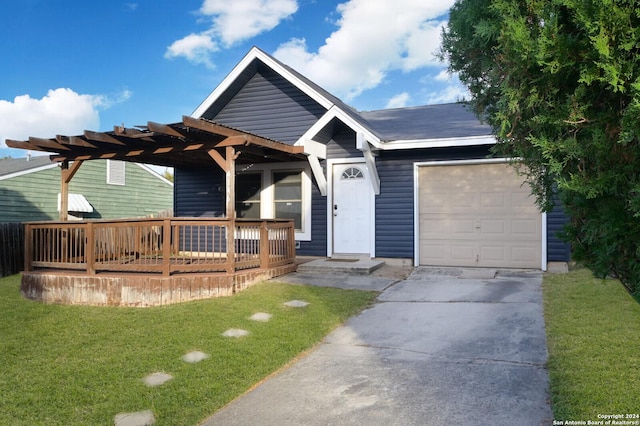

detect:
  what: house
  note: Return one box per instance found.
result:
[0,156,173,222]
[3,46,571,308]
[176,47,570,270]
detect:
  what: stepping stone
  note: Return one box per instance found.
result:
[114,410,155,426]
[182,351,210,363]
[222,328,250,338]
[284,300,309,308]
[142,372,173,387]
[249,312,272,322]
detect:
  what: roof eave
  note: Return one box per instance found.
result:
[379,135,496,150]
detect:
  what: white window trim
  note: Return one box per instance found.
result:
[236,161,312,241]
[412,158,547,271]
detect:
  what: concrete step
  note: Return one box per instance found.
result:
[297,257,385,275]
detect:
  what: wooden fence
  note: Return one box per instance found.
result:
[0,223,24,277]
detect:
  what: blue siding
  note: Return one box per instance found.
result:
[547,191,571,261]
[207,64,326,145]
[326,122,360,159]
[375,146,494,259]
[174,167,225,217]
[298,170,327,256]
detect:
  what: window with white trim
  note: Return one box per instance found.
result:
[234,162,312,240]
[107,160,125,185]
[273,170,303,230]
[236,172,262,219]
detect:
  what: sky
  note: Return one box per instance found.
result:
[0,0,468,159]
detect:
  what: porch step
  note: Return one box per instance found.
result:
[296,257,385,275]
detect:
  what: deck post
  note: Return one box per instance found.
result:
[162,219,171,276]
[226,146,236,274]
[86,221,95,274]
[260,221,269,269]
[23,223,32,272]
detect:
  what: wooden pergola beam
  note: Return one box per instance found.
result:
[114,126,155,141]
[84,130,125,145]
[56,135,97,149]
[29,137,70,151]
[147,121,187,139]
[5,139,50,152]
[182,116,304,155]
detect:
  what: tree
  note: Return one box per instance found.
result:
[439,0,640,293]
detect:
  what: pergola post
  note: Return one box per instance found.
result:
[60,161,69,221]
[225,146,236,274]
[59,160,84,221]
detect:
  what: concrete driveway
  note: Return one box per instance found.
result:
[201,267,552,426]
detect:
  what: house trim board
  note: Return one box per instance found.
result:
[412,158,547,270]
[326,158,375,258]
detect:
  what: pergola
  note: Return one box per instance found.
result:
[6,115,306,221]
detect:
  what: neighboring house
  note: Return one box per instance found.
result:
[0,156,173,222]
[174,47,570,270]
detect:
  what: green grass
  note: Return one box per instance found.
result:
[544,268,640,420]
[0,274,377,425]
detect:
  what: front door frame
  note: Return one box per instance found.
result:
[327,158,376,257]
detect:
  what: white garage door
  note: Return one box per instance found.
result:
[418,162,541,268]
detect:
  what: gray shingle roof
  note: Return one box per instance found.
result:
[359,103,493,141]
[0,156,54,177]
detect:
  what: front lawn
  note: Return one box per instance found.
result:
[544,268,640,421]
[0,274,376,425]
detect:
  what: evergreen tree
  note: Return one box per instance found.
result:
[440,0,640,292]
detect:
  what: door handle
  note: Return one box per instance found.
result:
[334,204,338,216]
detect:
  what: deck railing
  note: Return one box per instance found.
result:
[24,218,296,276]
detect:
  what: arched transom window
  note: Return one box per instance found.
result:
[341,167,364,180]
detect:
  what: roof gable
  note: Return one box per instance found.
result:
[200,61,327,145]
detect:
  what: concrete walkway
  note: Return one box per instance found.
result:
[201,267,552,426]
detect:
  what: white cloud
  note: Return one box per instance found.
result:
[386,92,410,109]
[166,0,297,66]
[273,0,455,101]
[424,83,469,104]
[165,33,219,69]
[0,88,127,148]
[434,69,452,82]
[200,0,298,46]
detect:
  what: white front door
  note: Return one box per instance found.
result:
[332,163,372,254]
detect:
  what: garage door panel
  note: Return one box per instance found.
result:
[512,219,539,236]
[479,245,506,262]
[480,219,505,234]
[480,192,507,208]
[418,163,541,269]
[511,246,539,262]
[452,193,475,209]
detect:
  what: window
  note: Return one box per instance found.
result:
[273,170,302,230]
[232,162,311,241]
[341,167,364,179]
[107,160,125,185]
[235,173,262,219]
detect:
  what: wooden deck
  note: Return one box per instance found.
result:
[20,217,297,307]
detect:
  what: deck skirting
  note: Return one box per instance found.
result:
[21,264,297,307]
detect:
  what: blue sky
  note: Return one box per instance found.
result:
[0,0,466,158]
